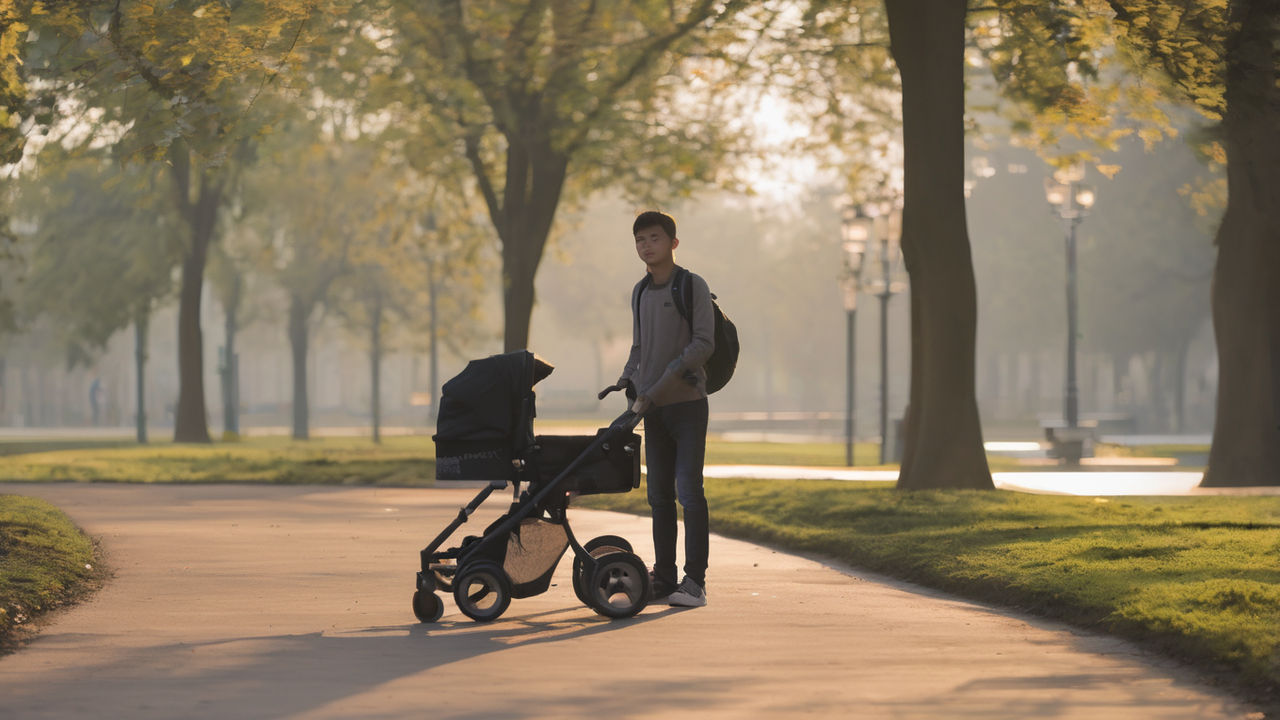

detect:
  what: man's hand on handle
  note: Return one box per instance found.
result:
[630,395,652,416]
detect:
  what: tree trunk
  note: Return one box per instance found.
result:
[485,134,568,352]
[885,0,993,490]
[499,185,566,350]
[1148,353,1165,432]
[502,240,540,352]
[135,308,149,443]
[34,364,44,425]
[20,363,31,426]
[1202,0,1280,486]
[288,296,311,441]
[173,236,211,442]
[221,273,242,437]
[428,259,440,422]
[370,292,383,444]
[1175,342,1188,434]
[170,146,222,443]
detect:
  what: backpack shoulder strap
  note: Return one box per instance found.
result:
[671,267,693,329]
[634,273,653,317]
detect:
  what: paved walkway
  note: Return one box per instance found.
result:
[0,483,1263,719]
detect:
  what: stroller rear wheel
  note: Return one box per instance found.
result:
[412,590,444,623]
[585,534,633,554]
[573,535,635,605]
[583,551,649,619]
[453,562,512,622]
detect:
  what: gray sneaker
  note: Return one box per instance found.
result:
[667,576,707,608]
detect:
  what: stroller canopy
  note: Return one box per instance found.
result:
[434,350,554,443]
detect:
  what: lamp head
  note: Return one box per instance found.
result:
[842,206,872,248]
[1044,178,1068,207]
[1074,186,1096,209]
[843,241,866,274]
[843,222,869,244]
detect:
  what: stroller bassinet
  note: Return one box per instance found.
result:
[414,350,649,623]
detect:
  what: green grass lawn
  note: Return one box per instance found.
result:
[0,433,1208,480]
[0,436,887,484]
[582,479,1280,703]
[0,438,138,457]
[0,495,102,648]
[704,439,1208,471]
[704,439,887,467]
[708,438,1031,469]
[0,436,438,485]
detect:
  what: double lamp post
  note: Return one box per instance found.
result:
[838,165,1091,467]
[839,199,904,467]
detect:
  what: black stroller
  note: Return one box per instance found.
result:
[413,350,650,623]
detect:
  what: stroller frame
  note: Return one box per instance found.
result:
[414,352,650,623]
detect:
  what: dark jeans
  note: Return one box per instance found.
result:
[644,398,709,588]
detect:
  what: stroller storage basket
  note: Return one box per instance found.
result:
[535,430,641,495]
[504,518,570,597]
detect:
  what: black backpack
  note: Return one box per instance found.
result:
[636,267,739,394]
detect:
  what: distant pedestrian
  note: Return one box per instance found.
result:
[602,210,715,608]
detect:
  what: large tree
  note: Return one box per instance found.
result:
[26,1,334,441]
[245,127,368,440]
[1103,0,1280,485]
[0,0,34,165]
[790,1,993,487]
[12,150,175,440]
[1,0,38,335]
[881,0,994,489]
[334,199,490,441]
[982,0,1278,482]
[387,0,758,351]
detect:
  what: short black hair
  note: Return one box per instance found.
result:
[633,210,676,239]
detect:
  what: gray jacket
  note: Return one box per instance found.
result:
[620,267,715,407]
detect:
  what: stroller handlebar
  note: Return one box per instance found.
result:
[609,409,643,433]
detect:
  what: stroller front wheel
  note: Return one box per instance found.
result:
[453,562,512,623]
[584,551,650,619]
[412,590,444,623]
[573,535,635,605]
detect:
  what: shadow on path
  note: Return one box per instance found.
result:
[5,605,718,719]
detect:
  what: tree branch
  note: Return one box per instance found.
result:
[565,0,752,152]
[167,142,195,220]
[440,0,515,132]
[463,129,504,236]
[108,0,172,101]
[503,0,550,97]
[245,15,309,116]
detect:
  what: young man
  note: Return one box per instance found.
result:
[604,210,715,608]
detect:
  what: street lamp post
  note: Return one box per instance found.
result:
[1044,164,1096,465]
[866,201,903,464]
[879,222,891,464]
[840,206,870,467]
